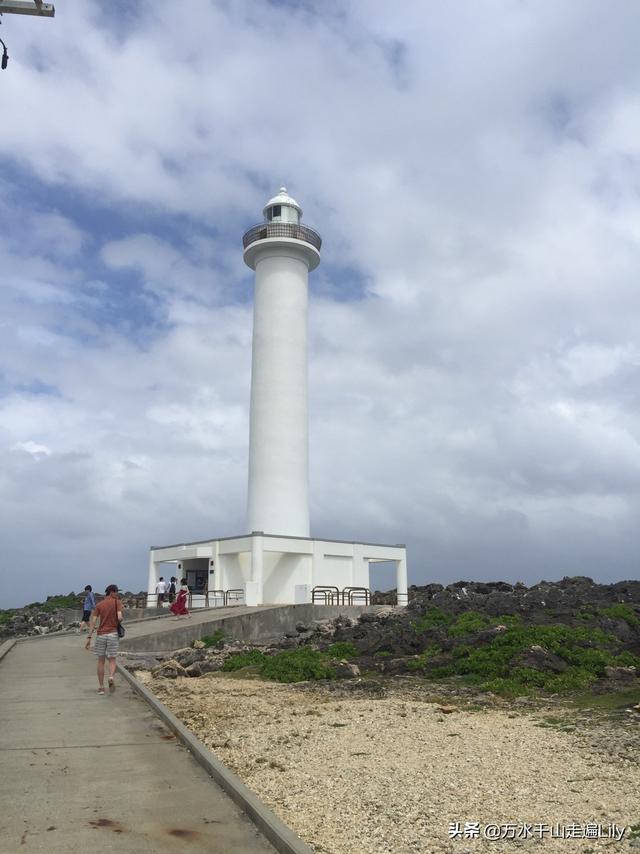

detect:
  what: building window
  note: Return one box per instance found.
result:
[271,205,281,218]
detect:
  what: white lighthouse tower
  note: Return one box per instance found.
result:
[243,187,320,537]
[147,188,408,608]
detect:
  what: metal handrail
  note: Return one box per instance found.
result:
[208,589,226,606]
[312,585,340,606]
[242,222,322,251]
[342,586,371,605]
[224,589,244,606]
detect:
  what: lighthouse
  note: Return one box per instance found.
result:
[242,187,321,537]
[147,188,407,608]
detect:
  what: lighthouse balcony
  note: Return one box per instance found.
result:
[242,222,322,252]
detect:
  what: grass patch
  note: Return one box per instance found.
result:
[412,607,524,637]
[409,622,637,696]
[222,646,340,683]
[406,644,441,672]
[25,594,80,612]
[222,649,267,672]
[600,603,639,627]
[0,611,15,626]
[326,641,358,659]
[260,647,335,683]
[198,629,225,648]
[566,686,640,712]
[448,611,493,637]
[411,607,453,633]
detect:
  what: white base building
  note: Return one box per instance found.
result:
[149,533,408,607]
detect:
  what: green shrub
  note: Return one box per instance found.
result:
[411,607,453,633]
[374,651,392,658]
[222,646,337,683]
[0,611,15,626]
[452,644,472,660]
[260,647,335,683]
[399,620,624,695]
[445,623,624,695]
[25,594,80,612]
[326,641,358,659]
[481,676,537,697]
[497,614,523,628]
[406,643,441,672]
[613,651,640,668]
[199,629,225,648]
[600,604,640,627]
[222,650,267,672]
[542,668,594,693]
[448,611,492,637]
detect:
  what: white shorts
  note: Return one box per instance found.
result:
[94,633,119,658]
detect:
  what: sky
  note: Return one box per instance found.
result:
[1,1,639,609]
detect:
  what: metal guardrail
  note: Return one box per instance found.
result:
[311,586,371,606]
[224,589,244,606]
[242,222,322,251]
[312,586,340,605]
[145,588,245,609]
[341,586,371,605]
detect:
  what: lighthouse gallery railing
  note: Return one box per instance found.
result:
[242,222,322,251]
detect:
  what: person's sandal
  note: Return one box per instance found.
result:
[108,678,115,693]
[97,688,105,695]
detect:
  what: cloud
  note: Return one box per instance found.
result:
[1,1,640,606]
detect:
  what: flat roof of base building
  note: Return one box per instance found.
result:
[150,532,406,551]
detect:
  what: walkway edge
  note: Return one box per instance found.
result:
[0,639,16,662]
[117,664,314,854]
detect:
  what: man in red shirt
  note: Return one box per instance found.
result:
[85,584,123,694]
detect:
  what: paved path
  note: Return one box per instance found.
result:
[0,634,277,854]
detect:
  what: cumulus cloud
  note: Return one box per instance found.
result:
[0,1,640,606]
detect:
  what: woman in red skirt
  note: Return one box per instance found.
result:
[170,579,191,619]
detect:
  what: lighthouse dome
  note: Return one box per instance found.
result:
[263,186,302,224]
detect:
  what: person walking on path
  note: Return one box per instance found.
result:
[155,577,167,606]
[168,576,177,604]
[79,585,96,632]
[169,579,191,619]
[85,584,123,695]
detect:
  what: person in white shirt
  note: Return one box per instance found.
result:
[155,577,167,606]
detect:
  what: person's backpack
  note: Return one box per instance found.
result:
[169,581,176,595]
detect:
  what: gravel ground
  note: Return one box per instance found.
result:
[137,672,640,854]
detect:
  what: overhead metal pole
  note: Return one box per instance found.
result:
[0,1,55,16]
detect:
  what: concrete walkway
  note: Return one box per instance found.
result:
[0,634,277,853]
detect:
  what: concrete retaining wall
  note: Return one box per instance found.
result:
[61,607,167,623]
[0,640,15,662]
[121,604,375,653]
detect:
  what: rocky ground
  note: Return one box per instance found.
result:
[124,576,640,697]
[138,671,640,853]
[372,577,640,613]
[0,590,148,638]
[124,575,640,853]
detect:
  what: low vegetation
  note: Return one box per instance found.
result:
[222,642,359,683]
[600,603,640,627]
[24,594,80,612]
[209,596,640,695]
[198,629,225,648]
[406,607,640,696]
